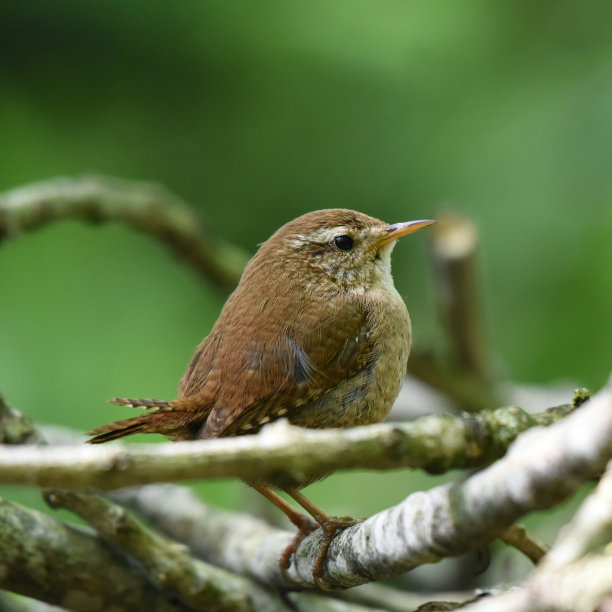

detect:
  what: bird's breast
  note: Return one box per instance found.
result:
[360,287,412,422]
[290,287,411,429]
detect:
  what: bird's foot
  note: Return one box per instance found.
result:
[279,514,319,585]
[280,513,365,590]
[312,515,364,591]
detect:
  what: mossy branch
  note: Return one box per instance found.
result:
[42,489,283,612]
[0,497,185,611]
[0,402,575,490]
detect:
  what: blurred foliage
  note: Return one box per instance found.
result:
[1,0,611,591]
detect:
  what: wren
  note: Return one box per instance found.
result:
[89,209,435,588]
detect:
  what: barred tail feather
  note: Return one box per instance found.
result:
[89,397,175,443]
[88,396,209,443]
[109,397,171,409]
[88,413,159,444]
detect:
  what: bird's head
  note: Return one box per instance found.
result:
[249,209,435,294]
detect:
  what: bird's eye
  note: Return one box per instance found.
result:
[333,235,354,251]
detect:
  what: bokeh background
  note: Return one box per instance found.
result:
[1,0,611,591]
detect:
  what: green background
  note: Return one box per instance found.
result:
[1,0,610,590]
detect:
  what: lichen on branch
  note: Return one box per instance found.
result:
[0,403,575,490]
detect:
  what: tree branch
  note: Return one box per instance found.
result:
[1,377,610,602]
[1,399,286,611]
[2,488,368,612]
[43,489,284,612]
[104,384,610,590]
[0,394,45,445]
[295,381,610,589]
[1,382,604,592]
[462,552,612,612]
[474,460,612,610]
[0,175,248,290]
[545,460,612,567]
[430,214,492,392]
[0,403,575,489]
[405,213,501,413]
[498,524,549,564]
[0,497,184,611]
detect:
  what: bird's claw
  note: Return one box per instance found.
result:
[280,514,365,590]
[312,516,364,591]
[280,516,319,585]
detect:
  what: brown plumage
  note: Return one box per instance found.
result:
[88,208,435,587]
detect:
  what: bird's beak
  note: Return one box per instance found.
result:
[375,219,436,248]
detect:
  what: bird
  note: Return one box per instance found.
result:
[88,208,435,588]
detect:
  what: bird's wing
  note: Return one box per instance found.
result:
[187,293,373,438]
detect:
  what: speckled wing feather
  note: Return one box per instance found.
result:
[178,292,373,439]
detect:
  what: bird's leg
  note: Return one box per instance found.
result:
[250,483,318,584]
[283,487,364,590]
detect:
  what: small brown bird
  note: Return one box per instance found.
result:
[89,209,434,587]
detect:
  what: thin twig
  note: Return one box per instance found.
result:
[499,524,550,564]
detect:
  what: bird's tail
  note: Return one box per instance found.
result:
[88,397,181,444]
[109,397,172,409]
